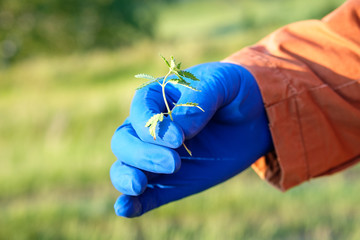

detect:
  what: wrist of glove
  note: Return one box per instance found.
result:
[110,61,273,217]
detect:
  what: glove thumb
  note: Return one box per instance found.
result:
[171,62,242,139]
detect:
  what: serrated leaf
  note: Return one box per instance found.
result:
[168,78,200,92]
[168,77,189,85]
[160,55,170,68]
[136,79,158,90]
[179,70,200,81]
[175,102,205,112]
[176,62,182,69]
[135,73,156,81]
[145,113,164,140]
[173,71,185,81]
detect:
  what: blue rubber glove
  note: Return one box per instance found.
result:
[110,62,273,217]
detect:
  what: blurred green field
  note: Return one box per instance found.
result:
[1,0,360,239]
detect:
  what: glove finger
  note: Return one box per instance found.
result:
[113,158,203,217]
[110,160,148,196]
[129,84,184,148]
[114,186,189,218]
[111,122,181,174]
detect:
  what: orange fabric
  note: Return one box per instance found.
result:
[224,0,360,191]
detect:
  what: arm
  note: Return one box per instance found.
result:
[224,0,360,190]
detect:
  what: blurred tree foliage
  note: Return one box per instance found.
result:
[0,0,171,64]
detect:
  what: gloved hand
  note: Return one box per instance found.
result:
[110,62,273,217]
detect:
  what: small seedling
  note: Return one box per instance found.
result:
[135,55,204,156]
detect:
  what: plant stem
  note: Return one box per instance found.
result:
[182,142,192,156]
[161,69,192,156]
[162,70,173,121]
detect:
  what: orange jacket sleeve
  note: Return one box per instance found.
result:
[224,0,360,191]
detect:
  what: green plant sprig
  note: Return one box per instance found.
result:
[135,55,204,156]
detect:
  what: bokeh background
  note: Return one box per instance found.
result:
[1,0,359,239]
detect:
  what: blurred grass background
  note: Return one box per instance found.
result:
[1,0,360,239]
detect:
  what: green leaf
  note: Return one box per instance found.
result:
[135,74,162,90]
[168,78,200,92]
[168,77,189,85]
[160,55,170,68]
[174,102,205,112]
[136,79,158,90]
[145,113,164,140]
[178,70,200,81]
[173,71,183,79]
[134,73,156,81]
[170,56,177,69]
[176,62,182,70]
